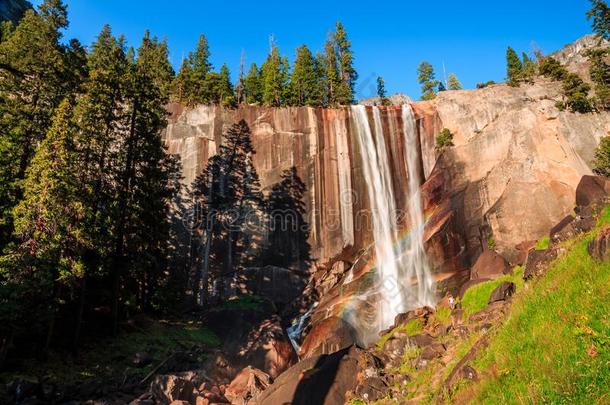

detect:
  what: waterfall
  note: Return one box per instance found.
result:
[401,104,436,308]
[352,105,403,330]
[351,105,436,335]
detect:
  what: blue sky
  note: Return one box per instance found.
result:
[32,0,593,99]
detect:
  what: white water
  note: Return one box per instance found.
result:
[352,105,403,330]
[351,105,436,334]
[400,104,436,309]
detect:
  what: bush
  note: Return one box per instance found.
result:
[476,81,496,89]
[593,136,610,177]
[538,57,568,81]
[435,128,454,150]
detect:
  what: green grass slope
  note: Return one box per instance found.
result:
[452,209,610,404]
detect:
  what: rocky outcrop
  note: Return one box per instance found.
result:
[0,0,30,23]
[470,250,510,280]
[588,226,610,262]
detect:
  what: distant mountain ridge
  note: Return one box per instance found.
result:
[0,0,31,24]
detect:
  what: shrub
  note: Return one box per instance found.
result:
[476,81,496,89]
[435,128,454,150]
[593,135,610,177]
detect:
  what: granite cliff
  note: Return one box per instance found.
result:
[0,0,31,24]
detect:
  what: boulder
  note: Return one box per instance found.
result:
[420,343,447,360]
[257,346,384,405]
[132,352,153,368]
[575,175,610,209]
[514,240,536,266]
[550,215,577,243]
[588,226,610,262]
[224,367,271,405]
[299,316,358,359]
[488,282,516,304]
[470,250,510,280]
[523,248,557,280]
[150,373,198,404]
[459,365,478,381]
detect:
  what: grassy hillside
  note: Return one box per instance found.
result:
[451,209,610,404]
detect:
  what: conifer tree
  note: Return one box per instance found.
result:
[217,64,235,106]
[173,58,193,103]
[0,0,80,247]
[506,47,523,86]
[589,48,610,109]
[587,0,610,40]
[333,22,357,104]
[417,61,439,100]
[447,73,463,90]
[323,39,340,105]
[290,45,322,106]
[262,44,285,107]
[376,76,390,105]
[138,31,175,99]
[521,52,536,82]
[244,63,263,104]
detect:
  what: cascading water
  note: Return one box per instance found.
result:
[352,105,404,330]
[351,105,436,335]
[400,104,436,309]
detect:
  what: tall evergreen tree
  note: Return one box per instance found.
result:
[244,63,263,104]
[417,61,439,100]
[290,45,322,106]
[589,48,610,109]
[0,0,81,248]
[506,47,523,86]
[333,22,357,104]
[138,31,175,99]
[323,39,340,105]
[587,0,610,40]
[376,76,390,105]
[447,73,463,90]
[262,44,285,107]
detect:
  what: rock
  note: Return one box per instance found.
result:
[514,240,536,266]
[523,248,557,280]
[470,250,511,280]
[575,175,610,210]
[550,215,576,243]
[224,367,271,405]
[0,0,30,24]
[194,397,210,405]
[459,365,478,381]
[132,352,153,368]
[488,282,516,304]
[150,374,198,404]
[420,343,446,360]
[299,316,358,359]
[588,226,610,262]
[257,346,378,405]
[169,401,190,405]
[409,334,436,348]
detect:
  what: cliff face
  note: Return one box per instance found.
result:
[0,0,31,24]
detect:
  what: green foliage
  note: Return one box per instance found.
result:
[417,61,439,100]
[333,22,357,105]
[587,0,610,40]
[455,221,610,402]
[376,76,390,105]
[433,306,452,327]
[222,295,265,311]
[588,48,610,109]
[243,63,263,104]
[487,237,496,250]
[461,267,525,318]
[290,45,324,106]
[593,135,610,177]
[377,319,424,349]
[261,44,287,107]
[506,47,523,86]
[535,236,550,251]
[447,73,463,90]
[476,80,496,89]
[435,128,454,150]
[538,56,593,113]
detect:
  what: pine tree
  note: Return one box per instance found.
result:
[589,48,610,109]
[447,73,463,90]
[333,22,357,104]
[262,44,285,107]
[323,39,340,105]
[376,76,390,105]
[506,47,523,86]
[417,61,439,100]
[173,58,193,103]
[0,0,79,248]
[244,63,263,104]
[12,99,89,354]
[290,45,321,106]
[522,52,536,82]
[138,31,175,99]
[593,135,610,176]
[587,0,610,40]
